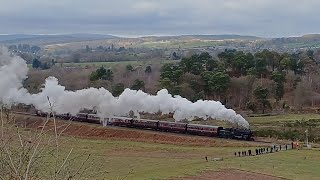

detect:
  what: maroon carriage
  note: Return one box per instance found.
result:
[109,117,133,127]
[186,124,221,137]
[158,121,187,133]
[75,113,88,122]
[131,119,159,129]
[87,114,101,124]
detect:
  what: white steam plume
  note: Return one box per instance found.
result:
[0,47,250,128]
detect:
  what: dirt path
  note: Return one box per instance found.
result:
[171,169,286,180]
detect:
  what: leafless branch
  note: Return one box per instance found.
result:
[0,102,98,179]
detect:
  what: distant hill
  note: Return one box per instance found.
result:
[139,34,262,41]
[300,34,320,40]
[180,34,262,40]
[0,34,119,45]
[30,33,320,52]
[258,34,320,50]
[270,34,320,43]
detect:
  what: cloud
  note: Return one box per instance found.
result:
[0,0,320,37]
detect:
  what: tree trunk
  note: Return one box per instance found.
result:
[272,64,275,71]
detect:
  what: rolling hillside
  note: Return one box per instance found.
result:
[0,34,119,45]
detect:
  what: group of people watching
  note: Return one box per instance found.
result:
[235,144,293,157]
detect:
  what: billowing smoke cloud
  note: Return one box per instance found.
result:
[0,47,28,105]
[0,47,249,128]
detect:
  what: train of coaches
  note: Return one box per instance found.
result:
[36,111,254,141]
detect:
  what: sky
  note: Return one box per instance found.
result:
[0,0,319,38]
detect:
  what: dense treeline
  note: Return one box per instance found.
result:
[69,45,167,63]
[159,49,318,113]
[25,46,320,114]
[8,44,41,53]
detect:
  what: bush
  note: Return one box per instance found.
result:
[255,129,300,141]
[0,107,104,179]
[281,130,301,141]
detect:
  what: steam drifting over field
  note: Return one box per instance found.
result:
[0,47,249,128]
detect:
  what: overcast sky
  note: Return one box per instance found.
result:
[0,0,319,37]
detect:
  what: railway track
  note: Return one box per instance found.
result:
[13,111,37,116]
[11,111,275,145]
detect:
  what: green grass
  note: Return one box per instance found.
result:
[138,40,221,49]
[63,61,142,68]
[37,134,320,180]
[286,41,320,49]
[247,113,320,125]
[9,113,320,179]
[43,137,242,179]
[246,113,320,142]
[225,149,320,180]
[28,60,180,69]
[192,113,320,128]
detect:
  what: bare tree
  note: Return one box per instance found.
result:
[294,80,312,109]
[0,99,107,179]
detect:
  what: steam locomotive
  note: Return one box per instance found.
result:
[36,111,254,141]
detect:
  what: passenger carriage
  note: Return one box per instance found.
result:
[158,121,187,133]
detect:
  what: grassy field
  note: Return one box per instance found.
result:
[5,113,320,179]
[180,112,320,147]
[38,134,320,180]
[247,113,320,142]
[27,60,180,69]
[286,41,320,49]
[225,149,320,179]
[247,113,320,125]
[64,60,178,68]
[138,40,222,49]
[191,113,320,128]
